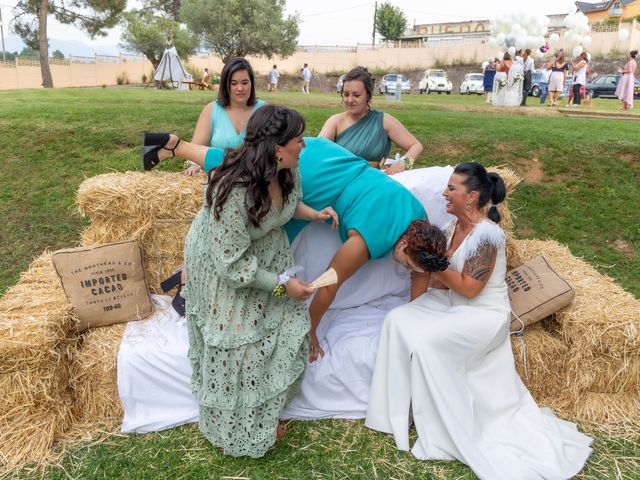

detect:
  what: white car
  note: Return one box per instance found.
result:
[418,69,452,94]
[379,73,412,95]
[459,73,484,95]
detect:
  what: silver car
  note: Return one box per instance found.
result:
[459,73,484,95]
[379,73,412,95]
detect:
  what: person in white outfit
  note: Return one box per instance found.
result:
[301,63,311,94]
[365,162,593,480]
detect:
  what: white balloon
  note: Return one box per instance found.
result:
[619,28,629,41]
[535,49,544,59]
[582,36,592,48]
[572,45,583,57]
[496,32,506,44]
[549,32,560,45]
[587,52,592,61]
[508,46,516,57]
[564,31,574,44]
[488,37,497,47]
[497,51,505,60]
[572,33,583,46]
[482,61,489,70]
[568,3,577,14]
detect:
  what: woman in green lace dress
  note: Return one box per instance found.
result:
[182,105,338,457]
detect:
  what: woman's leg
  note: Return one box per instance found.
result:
[157,134,209,168]
[307,231,370,362]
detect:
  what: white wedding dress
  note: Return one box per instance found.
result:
[492,64,524,107]
[365,220,592,480]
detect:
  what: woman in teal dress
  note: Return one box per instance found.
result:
[185,57,266,176]
[145,119,444,363]
[319,67,423,174]
[178,105,338,457]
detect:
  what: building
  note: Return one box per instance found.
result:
[401,15,567,44]
[575,0,640,22]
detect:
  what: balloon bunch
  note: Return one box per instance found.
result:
[561,4,591,58]
[488,13,551,60]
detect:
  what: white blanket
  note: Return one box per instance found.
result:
[118,166,454,432]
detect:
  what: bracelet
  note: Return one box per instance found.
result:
[401,156,415,170]
[272,283,287,297]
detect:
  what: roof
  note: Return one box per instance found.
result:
[575,0,637,13]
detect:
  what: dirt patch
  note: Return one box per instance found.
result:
[620,152,640,167]
[610,239,636,258]
[512,156,545,184]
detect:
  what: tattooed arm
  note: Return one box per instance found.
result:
[431,243,497,299]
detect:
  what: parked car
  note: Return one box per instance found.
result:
[336,74,345,93]
[528,71,543,97]
[378,74,412,95]
[585,74,640,99]
[418,69,452,94]
[459,73,484,95]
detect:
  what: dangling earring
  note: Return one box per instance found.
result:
[276,156,283,169]
[466,203,471,210]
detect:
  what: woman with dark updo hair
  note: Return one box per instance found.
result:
[319,66,423,174]
[366,162,592,479]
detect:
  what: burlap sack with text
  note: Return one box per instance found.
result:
[507,255,575,333]
[52,240,153,330]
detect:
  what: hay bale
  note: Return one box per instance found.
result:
[69,324,126,427]
[572,392,640,438]
[76,171,203,221]
[510,326,574,410]
[488,167,521,236]
[512,239,640,358]
[0,253,79,473]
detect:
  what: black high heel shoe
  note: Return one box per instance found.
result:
[142,132,181,171]
[160,269,186,317]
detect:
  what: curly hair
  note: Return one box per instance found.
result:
[206,105,305,226]
[404,220,449,272]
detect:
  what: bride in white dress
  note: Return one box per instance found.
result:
[365,163,593,480]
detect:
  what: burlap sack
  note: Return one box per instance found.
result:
[52,241,153,330]
[507,255,575,333]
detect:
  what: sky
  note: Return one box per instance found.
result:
[0,0,581,56]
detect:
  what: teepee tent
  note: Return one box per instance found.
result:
[153,47,192,89]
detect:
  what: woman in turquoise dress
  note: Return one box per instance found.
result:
[177,105,337,457]
[144,119,445,363]
[185,57,266,176]
[319,67,423,174]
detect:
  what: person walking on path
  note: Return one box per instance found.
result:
[301,63,311,94]
[268,65,280,92]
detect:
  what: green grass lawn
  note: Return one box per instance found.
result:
[1,87,639,479]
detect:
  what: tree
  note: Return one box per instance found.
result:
[11,0,125,87]
[51,49,64,59]
[120,10,198,70]
[180,0,299,64]
[375,2,407,42]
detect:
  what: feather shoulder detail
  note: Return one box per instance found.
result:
[464,219,506,260]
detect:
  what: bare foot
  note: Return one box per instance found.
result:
[276,422,287,440]
[157,134,180,162]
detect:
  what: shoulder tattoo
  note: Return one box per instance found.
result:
[463,243,497,282]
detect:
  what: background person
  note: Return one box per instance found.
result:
[548,50,568,107]
[483,59,497,104]
[301,63,311,94]
[615,50,638,111]
[570,52,588,107]
[196,67,214,90]
[318,66,423,174]
[539,61,552,104]
[267,64,280,92]
[520,49,534,106]
[365,162,593,479]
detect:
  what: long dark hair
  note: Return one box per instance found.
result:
[206,105,305,226]
[342,66,374,103]
[217,57,257,107]
[453,162,507,223]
